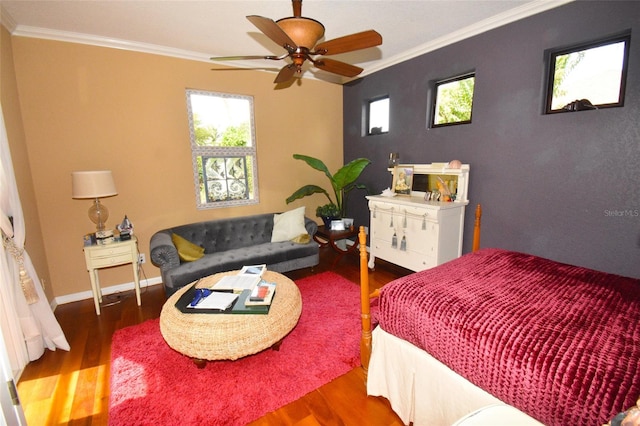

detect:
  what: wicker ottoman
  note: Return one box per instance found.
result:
[160,270,302,365]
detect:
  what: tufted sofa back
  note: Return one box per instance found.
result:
[167,213,317,255]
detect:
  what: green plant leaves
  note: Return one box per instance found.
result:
[333,158,371,191]
[285,185,331,204]
[287,154,370,217]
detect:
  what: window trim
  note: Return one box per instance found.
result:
[430,72,475,128]
[186,89,259,209]
[544,32,631,114]
[366,95,390,136]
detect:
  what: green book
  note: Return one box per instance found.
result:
[230,290,271,315]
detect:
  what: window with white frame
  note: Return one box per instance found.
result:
[186,89,258,209]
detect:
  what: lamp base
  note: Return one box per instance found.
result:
[88,198,109,232]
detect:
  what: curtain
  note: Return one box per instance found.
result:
[0,103,69,374]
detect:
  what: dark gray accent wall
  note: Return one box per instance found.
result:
[343,1,640,278]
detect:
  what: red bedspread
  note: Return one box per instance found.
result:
[378,248,640,426]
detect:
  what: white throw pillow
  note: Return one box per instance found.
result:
[271,206,308,242]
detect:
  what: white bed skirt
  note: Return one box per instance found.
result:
[366,327,542,426]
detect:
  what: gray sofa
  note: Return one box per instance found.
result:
[150,213,319,296]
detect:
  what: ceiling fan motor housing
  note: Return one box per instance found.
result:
[277,17,325,49]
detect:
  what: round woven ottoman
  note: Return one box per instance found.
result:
[160,270,302,365]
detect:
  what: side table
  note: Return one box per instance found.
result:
[313,225,359,266]
[83,235,141,315]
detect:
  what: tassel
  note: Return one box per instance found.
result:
[19,265,39,304]
[2,231,40,304]
[391,232,397,248]
[400,235,407,251]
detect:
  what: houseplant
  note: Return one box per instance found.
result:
[315,203,341,228]
[286,154,371,227]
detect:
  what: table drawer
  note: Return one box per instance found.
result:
[90,253,133,268]
[88,244,132,258]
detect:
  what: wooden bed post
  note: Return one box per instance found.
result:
[472,204,482,252]
[359,205,482,380]
[358,226,372,377]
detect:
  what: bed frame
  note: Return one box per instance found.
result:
[358,204,482,375]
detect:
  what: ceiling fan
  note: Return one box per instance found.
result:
[210,0,382,84]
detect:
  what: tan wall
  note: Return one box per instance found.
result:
[1,27,54,300]
[9,35,343,299]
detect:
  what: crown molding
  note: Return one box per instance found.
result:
[10,24,213,63]
[5,0,573,84]
[356,0,574,80]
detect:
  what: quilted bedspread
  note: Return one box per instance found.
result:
[377,248,640,426]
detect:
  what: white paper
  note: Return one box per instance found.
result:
[211,275,261,292]
[188,291,238,310]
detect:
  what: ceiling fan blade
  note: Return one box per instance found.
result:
[210,55,285,61]
[314,30,382,56]
[274,64,298,84]
[314,58,363,78]
[247,15,297,51]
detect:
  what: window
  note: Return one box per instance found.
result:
[186,89,258,209]
[367,96,389,135]
[431,73,475,127]
[545,33,630,113]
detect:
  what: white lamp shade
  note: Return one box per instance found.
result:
[71,171,117,199]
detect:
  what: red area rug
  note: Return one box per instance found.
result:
[108,272,361,425]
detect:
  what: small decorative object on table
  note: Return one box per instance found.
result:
[95,229,115,245]
[117,215,133,240]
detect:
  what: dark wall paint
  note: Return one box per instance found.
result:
[343,1,640,278]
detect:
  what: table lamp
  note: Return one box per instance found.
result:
[72,170,117,232]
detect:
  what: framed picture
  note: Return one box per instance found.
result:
[392,166,414,195]
[330,220,345,231]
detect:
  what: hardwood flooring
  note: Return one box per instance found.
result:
[17,245,411,425]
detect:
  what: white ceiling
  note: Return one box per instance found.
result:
[0,0,572,84]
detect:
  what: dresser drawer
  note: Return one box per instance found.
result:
[367,194,467,272]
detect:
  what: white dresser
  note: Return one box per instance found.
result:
[367,163,469,271]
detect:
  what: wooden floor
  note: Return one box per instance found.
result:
[17,245,412,425]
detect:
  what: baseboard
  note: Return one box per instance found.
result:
[54,276,163,307]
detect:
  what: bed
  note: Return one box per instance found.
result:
[357,205,640,426]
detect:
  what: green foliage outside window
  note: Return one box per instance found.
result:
[546,34,628,113]
[433,74,475,127]
[193,115,250,147]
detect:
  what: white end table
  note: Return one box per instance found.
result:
[83,235,141,315]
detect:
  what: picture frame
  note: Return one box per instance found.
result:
[392,165,414,195]
[330,220,345,231]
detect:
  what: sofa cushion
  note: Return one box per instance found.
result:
[271,206,308,242]
[171,233,204,262]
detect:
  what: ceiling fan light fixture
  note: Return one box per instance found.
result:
[276,17,325,49]
[215,1,382,84]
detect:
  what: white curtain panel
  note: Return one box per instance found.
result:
[0,103,69,375]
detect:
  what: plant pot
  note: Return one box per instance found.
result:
[321,216,340,229]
